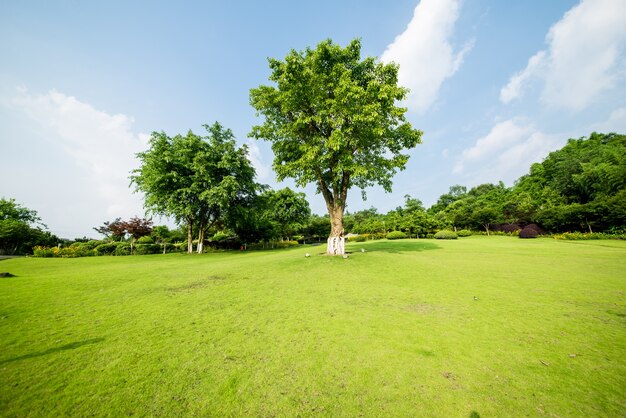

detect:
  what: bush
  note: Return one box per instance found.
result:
[33,246,56,257]
[426,233,435,239]
[347,235,368,242]
[457,230,472,237]
[211,231,234,242]
[32,245,95,258]
[501,223,522,233]
[137,235,154,244]
[94,242,118,256]
[275,240,299,249]
[524,224,545,235]
[114,242,131,256]
[519,227,538,238]
[77,240,103,251]
[434,230,458,240]
[386,231,407,240]
[552,232,626,240]
[134,243,161,255]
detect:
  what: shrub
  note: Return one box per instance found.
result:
[502,223,522,233]
[32,245,95,258]
[78,240,103,251]
[519,227,538,238]
[275,240,299,249]
[137,235,154,244]
[114,242,131,256]
[434,230,458,240]
[33,246,56,257]
[354,235,367,242]
[524,224,545,235]
[386,231,407,240]
[552,232,625,240]
[94,242,117,256]
[211,231,234,242]
[134,243,161,255]
[457,230,472,237]
[426,233,435,239]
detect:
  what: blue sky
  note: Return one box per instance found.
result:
[1,0,625,238]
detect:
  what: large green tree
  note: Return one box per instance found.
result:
[250,39,422,254]
[0,198,57,255]
[131,122,257,253]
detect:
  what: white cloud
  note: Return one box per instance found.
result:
[245,139,272,182]
[381,0,473,114]
[500,0,626,111]
[500,51,546,103]
[8,89,148,235]
[591,107,626,132]
[454,118,565,184]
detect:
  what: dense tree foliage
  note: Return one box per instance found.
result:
[131,122,258,253]
[0,198,58,255]
[250,38,422,254]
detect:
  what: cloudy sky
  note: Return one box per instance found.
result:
[1,0,625,238]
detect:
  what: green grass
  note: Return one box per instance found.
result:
[1,237,625,417]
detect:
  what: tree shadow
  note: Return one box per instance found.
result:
[348,240,441,254]
[0,338,104,365]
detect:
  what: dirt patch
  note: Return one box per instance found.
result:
[167,276,225,293]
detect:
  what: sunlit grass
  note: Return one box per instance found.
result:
[1,237,624,416]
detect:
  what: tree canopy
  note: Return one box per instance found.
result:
[131,122,258,253]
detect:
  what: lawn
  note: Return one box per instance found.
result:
[0,237,625,417]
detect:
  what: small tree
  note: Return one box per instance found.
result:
[265,188,311,240]
[94,217,127,241]
[250,39,422,254]
[151,225,172,254]
[125,217,153,253]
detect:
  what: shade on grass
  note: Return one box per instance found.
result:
[0,237,624,416]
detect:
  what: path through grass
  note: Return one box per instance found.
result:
[1,237,625,416]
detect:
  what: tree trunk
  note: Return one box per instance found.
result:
[484,224,490,236]
[187,221,193,254]
[326,204,345,255]
[197,226,205,254]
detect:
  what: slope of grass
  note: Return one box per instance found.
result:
[0,237,624,417]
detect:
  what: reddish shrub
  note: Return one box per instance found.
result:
[519,227,539,238]
[502,223,522,233]
[524,223,545,235]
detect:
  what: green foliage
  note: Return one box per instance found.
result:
[114,242,131,256]
[32,245,95,258]
[250,38,422,243]
[386,231,407,240]
[347,234,370,242]
[457,229,472,237]
[94,242,118,256]
[274,240,299,249]
[137,235,154,244]
[425,233,435,239]
[434,230,458,240]
[264,188,311,240]
[132,122,258,252]
[552,232,625,240]
[134,244,161,255]
[0,198,57,255]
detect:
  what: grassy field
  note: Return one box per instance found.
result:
[0,236,625,417]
